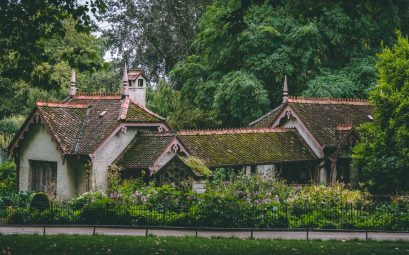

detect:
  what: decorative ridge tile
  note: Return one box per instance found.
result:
[177,127,292,136]
[36,101,89,108]
[73,92,122,99]
[288,96,369,105]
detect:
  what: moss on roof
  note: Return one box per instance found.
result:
[180,156,212,177]
[125,103,162,122]
[178,130,317,167]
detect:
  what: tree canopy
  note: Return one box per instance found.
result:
[0,20,116,120]
[353,33,409,194]
[0,0,105,85]
[99,0,212,81]
[158,0,409,128]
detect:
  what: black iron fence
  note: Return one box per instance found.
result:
[0,203,408,230]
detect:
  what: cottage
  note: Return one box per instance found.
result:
[8,69,373,198]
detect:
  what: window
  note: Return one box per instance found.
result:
[138,78,144,87]
[29,160,57,196]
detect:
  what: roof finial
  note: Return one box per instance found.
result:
[283,75,289,103]
[122,63,129,97]
[70,69,76,97]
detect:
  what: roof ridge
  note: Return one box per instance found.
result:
[249,104,283,126]
[288,96,370,105]
[177,127,293,136]
[74,92,121,99]
[36,101,89,108]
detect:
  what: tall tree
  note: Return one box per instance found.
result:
[0,0,105,86]
[99,0,213,81]
[353,33,409,194]
[167,0,409,128]
[0,20,113,119]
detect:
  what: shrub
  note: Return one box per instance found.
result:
[0,191,34,208]
[0,161,16,195]
[208,174,295,206]
[290,183,372,209]
[78,200,132,225]
[69,191,109,210]
[9,208,37,224]
[30,192,50,211]
[144,184,198,213]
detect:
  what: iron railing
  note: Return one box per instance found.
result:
[0,203,408,230]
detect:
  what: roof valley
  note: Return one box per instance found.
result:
[73,106,92,154]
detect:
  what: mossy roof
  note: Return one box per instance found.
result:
[249,97,374,147]
[180,156,212,176]
[177,129,317,167]
[115,134,174,169]
[125,101,164,122]
[9,94,168,156]
[151,155,212,178]
[114,128,317,171]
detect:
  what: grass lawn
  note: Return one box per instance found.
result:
[0,235,409,255]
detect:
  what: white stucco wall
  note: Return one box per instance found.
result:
[91,128,137,192]
[18,125,76,199]
[129,76,146,107]
[67,158,88,196]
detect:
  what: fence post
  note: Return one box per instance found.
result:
[43,225,46,236]
[306,228,309,241]
[365,230,368,241]
[93,226,96,236]
[145,227,149,237]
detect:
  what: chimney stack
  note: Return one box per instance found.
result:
[70,69,76,97]
[126,68,147,107]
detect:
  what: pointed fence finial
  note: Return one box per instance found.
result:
[122,63,129,97]
[70,69,76,97]
[283,75,289,103]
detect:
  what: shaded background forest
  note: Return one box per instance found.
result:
[1,0,409,133]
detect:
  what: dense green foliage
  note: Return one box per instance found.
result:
[0,0,105,85]
[0,161,16,194]
[0,19,120,122]
[2,236,409,255]
[145,0,409,128]
[3,176,409,230]
[353,34,409,194]
[30,192,51,211]
[100,0,213,81]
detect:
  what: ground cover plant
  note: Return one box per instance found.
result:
[1,235,409,255]
[1,175,409,230]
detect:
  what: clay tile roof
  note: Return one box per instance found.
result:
[115,128,316,170]
[123,100,165,122]
[66,94,166,154]
[36,102,89,154]
[127,69,146,80]
[115,134,175,169]
[9,94,168,156]
[249,105,284,128]
[249,97,373,147]
[177,128,317,167]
